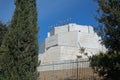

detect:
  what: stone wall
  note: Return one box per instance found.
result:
[38,59,100,80]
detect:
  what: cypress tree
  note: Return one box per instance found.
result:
[0,21,7,46]
[0,0,38,80]
[0,21,7,79]
[90,0,120,80]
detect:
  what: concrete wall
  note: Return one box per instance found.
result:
[54,25,69,35]
[44,23,102,53]
[40,40,45,53]
[58,31,78,47]
[40,46,61,64]
[78,32,100,49]
[39,23,107,64]
[60,46,79,60]
[49,23,94,36]
[38,58,89,71]
[69,24,94,33]
[45,31,79,51]
[45,34,58,50]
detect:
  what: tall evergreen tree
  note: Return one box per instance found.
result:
[0,21,7,79]
[0,21,7,46]
[98,0,120,53]
[90,0,120,80]
[0,0,38,80]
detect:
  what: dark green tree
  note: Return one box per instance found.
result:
[0,21,7,79]
[0,0,38,80]
[0,21,7,46]
[90,0,120,80]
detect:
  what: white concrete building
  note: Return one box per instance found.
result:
[39,23,106,64]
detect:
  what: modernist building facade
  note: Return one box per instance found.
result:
[39,23,106,64]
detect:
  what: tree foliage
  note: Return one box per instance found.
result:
[0,21,7,47]
[0,21,7,79]
[90,0,120,80]
[90,53,120,80]
[0,0,38,80]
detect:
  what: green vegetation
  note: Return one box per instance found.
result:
[0,21,7,79]
[0,21,7,47]
[0,0,38,80]
[90,0,120,80]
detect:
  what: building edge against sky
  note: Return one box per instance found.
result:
[39,23,107,64]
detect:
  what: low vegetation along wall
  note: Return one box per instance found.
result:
[38,59,100,80]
